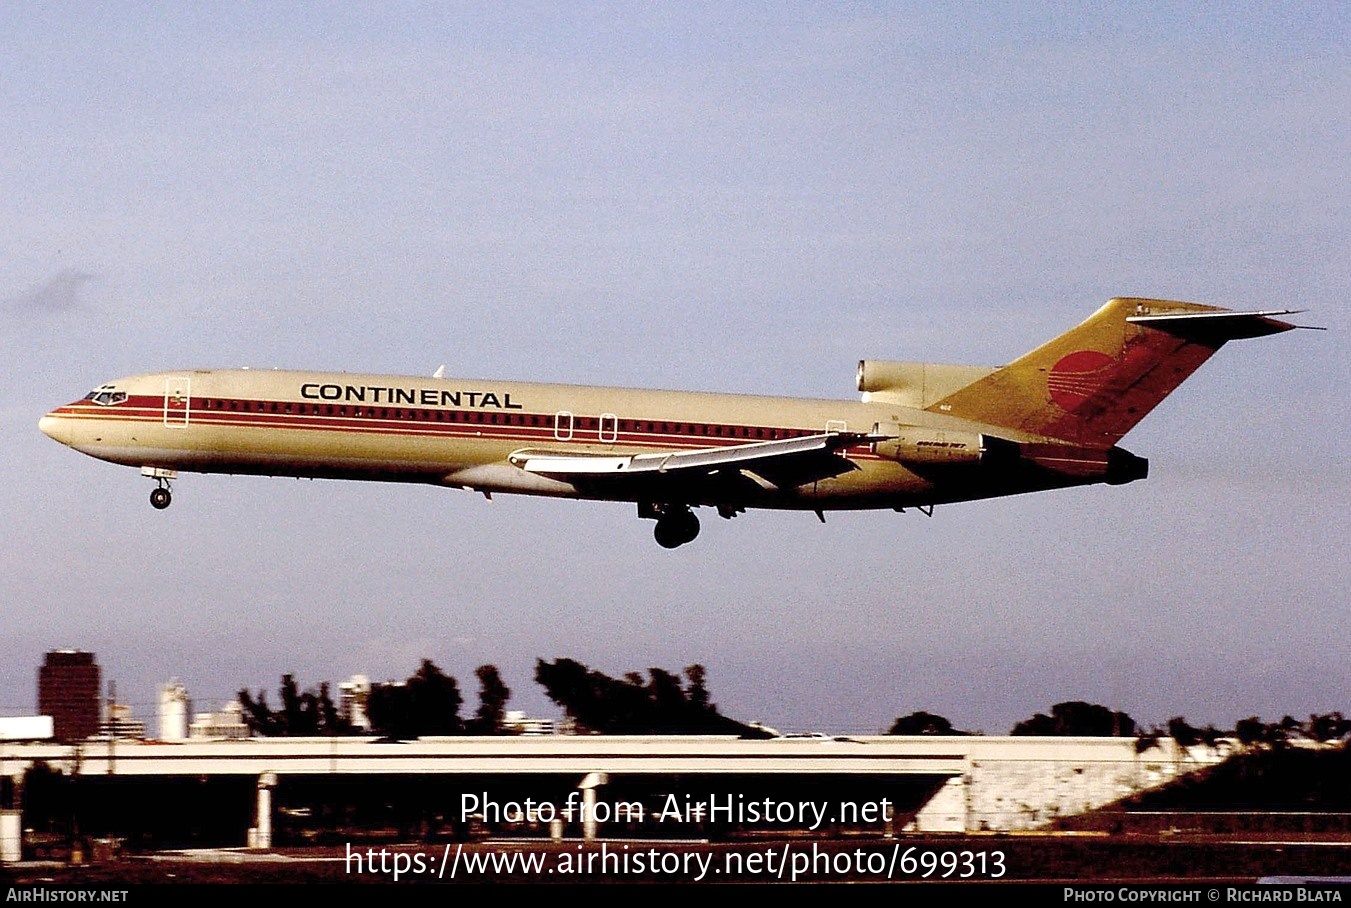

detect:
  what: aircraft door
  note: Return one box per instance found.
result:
[599,413,618,443]
[163,376,191,428]
[554,411,574,441]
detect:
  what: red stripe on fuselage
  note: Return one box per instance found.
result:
[51,395,884,460]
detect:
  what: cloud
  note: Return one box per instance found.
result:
[6,269,96,313]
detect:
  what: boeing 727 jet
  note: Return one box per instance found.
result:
[40,298,1302,547]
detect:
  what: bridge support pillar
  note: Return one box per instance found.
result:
[577,771,608,841]
[249,772,278,849]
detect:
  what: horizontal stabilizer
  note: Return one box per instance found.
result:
[1125,309,1303,341]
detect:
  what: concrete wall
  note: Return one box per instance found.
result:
[905,736,1233,832]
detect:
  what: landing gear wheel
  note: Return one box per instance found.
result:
[653,509,700,548]
[150,487,172,510]
[654,520,681,549]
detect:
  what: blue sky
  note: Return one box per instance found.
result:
[2,3,1347,734]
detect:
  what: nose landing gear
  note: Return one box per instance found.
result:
[141,466,178,510]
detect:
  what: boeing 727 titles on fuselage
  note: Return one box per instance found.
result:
[40,299,1304,547]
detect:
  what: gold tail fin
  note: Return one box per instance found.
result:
[928,298,1296,447]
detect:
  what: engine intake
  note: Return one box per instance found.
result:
[857,360,997,409]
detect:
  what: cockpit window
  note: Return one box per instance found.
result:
[83,389,128,406]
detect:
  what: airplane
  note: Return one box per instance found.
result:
[39,298,1306,548]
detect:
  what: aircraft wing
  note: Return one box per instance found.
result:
[508,431,881,495]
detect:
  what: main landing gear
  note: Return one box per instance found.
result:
[641,503,701,549]
[654,508,699,549]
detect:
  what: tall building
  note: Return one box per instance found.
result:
[37,650,100,741]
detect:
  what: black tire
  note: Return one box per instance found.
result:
[150,487,171,509]
[654,519,683,548]
[676,510,700,544]
[654,509,700,548]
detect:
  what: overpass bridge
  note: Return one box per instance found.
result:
[0,734,1222,856]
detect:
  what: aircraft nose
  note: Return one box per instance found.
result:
[39,412,72,445]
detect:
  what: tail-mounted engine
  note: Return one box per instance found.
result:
[871,423,1147,485]
[870,427,988,464]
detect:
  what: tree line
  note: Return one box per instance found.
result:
[237,658,758,738]
[238,665,1348,746]
[888,701,1351,749]
[238,661,511,737]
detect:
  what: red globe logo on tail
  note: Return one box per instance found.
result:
[1047,350,1115,411]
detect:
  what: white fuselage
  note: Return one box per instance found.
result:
[40,368,1090,513]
